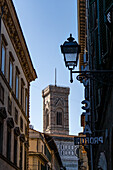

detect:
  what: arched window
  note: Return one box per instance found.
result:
[46,110,49,128]
[56,111,62,125]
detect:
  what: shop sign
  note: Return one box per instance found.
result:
[83,124,92,134]
[74,136,103,145]
[82,112,91,122]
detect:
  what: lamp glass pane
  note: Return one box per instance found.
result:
[65,53,77,69]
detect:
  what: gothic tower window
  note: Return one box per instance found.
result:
[46,110,49,128]
[56,109,63,125]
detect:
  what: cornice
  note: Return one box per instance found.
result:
[0,0,37,83]
[77,0,86,70]
[42,85,70,97]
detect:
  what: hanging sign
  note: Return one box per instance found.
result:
[82,112,91,122]
[81,100,90,110]
[83,124,92,134]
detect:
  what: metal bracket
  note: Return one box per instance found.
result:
[70,69,113,85]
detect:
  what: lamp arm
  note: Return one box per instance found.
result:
[70,69,73,83]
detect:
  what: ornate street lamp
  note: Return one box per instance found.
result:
[60,34,113,83]
[60,34,81,71]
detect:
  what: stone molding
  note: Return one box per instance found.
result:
[0,0,37,82]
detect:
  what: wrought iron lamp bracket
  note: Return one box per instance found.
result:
[70,69,113,85]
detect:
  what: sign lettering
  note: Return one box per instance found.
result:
[84,124,92,134]
[74,136,104,145]
[81,100,90,110]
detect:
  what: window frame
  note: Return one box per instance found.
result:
[56,111,62,125]
[46,109,49,128]
[15,108,18,124]
[20,117,23,132]
[25,124,27,136]
[1,42,6,75]
[21,78,25,109]
[24,144,27,170]
[25,89,28,117]
[9,52,14,89]
[20,142,23,169]
[8,96,12,115]
[7,125,11,160]
[0,83,4,104]
[15,67,20,100]
[0,120,3,154]
[14,134,18,165]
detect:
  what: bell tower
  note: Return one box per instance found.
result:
[42,85,70,135]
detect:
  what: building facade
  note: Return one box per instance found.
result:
[42,85,78,170]
[0,0,37,169]
[78,0,113,169]
[29,128,63,170]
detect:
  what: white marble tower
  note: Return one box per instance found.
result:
[42,85,70,135]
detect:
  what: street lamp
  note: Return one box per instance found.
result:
[60,34,113,84]
[60,34,81,82]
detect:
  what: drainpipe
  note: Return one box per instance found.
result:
[97,0,101,64]
[86,0,94,170]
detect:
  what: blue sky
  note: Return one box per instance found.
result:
[13,0,84,135]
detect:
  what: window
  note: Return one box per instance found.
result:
[15,73,19,99]
[46,110,49,128]
[0,84,4,104]
[0,121,3,154]
[20,117,23,131]
[1,44,5,75]
[15,108,18,124]
[65,145,67,149]
[14,135,17,165]
[21,79,24,108]
[25,125,27,136]
[24,145,27,170]
[25,89,28,116]
[15,67,20,99]
[65,151,67,155]
[9,61,13,88]
[9,60,13,88]
[7,126,11,160]
[37,139,38,152]
[38,161,40,170]
[9,52,14,88]
[20,142,23,169]
[71,145,74,149]
[57,111,62,125]
[8,97,12,115]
